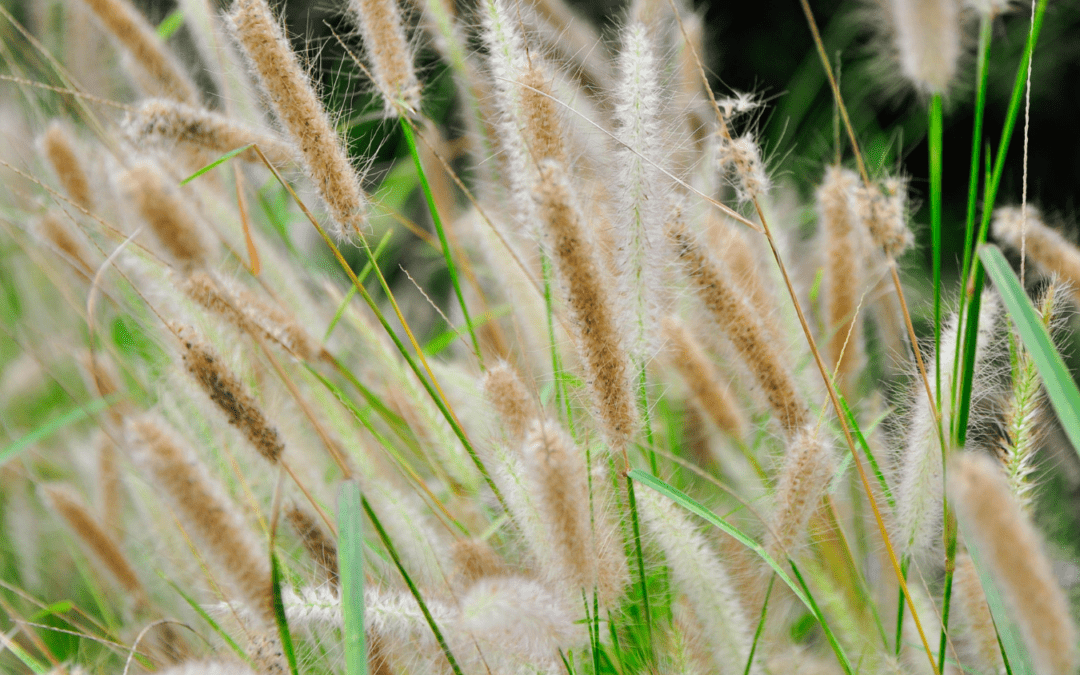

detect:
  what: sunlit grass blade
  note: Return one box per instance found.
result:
[629,469,855,675]
[161,575,253,666]
[270,554,299,675]
[156,8,185,39]
[0,395,117,465]
[0,630,49,674]
[180,144,253,185]
[929,93,944,405]
[980,244,1080,456]
[743,574,774,675]
[338,481,368,675]
[324,229,394,341]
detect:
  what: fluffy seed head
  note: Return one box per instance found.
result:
[993,206,1080,303]
[40,484,144,598]
[124,99,296,168]
[229,0,368,237]
[37,211,92,279]
[856,175,913,259]
[887,0,962,94]
[661,316,746,439]
[480,360,537,441]
[450,538,507,585]
[948,452,1077,675]
[154,661,260,675]
[76,0,200,103]
[120,159,210,269]
[717,132,769,204]
[348,0,421,114]
[129,418,275,627]
[951,552,1006,675]
[519,65,566,164]
[181,337,285,463]
[39,122,93,210]
[766,425,836,561]
[818,166,866,395]
[667,214,807,433]
[537,160,637,451]
[286,505,339,589]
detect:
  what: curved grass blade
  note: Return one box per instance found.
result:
[629,469,854,675]
[270,554,300,675]
[338,481,368,675]
[980,244,1080,456]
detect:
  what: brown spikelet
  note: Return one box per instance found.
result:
[130,418,275,627]
[40,122,94,210]
[40,484,144,599]
[662,316,746,439]
[96,433,123,536]
[765,425,835,561]
[818,166,865,398]
[367,633,394,675]
[37,211,93,280]
[121,160,209,268]
[522,419,627,606]
[347,0,421,114]
[667,215,808,432]
[705,214,777,339]
[125,99,296,168]
[952,552,1005,675]
[993,206,1080,302]
[450,537,506,585]
[181,337,285,463]
[286,505,339,589]
[76,0,199,103]
[183,272,319,361]
[948,452,1077,675]
[537,160,636,452]
[519,66,566,164]
[229,0,368,238]
[480,360,536,441]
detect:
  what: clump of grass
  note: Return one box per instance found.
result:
[1,0,1079,674]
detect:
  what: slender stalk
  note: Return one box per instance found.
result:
[399,117,483,364]
[928,94,943,405]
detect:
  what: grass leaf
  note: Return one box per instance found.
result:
[980,244,1080,457]
[156,8,185,39]
[338,481,368,675]
[0,395,117,466]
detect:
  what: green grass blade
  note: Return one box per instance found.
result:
[361,496,464,675]
[929,93,944,406]
[156,8,185,39]
[980,245,1080,456]
[161,575,253,665]
[270,553,300,675]
[955,516,1036,675]
[398,117,482,364]
[324,229,393,341]
[629,469,854,675]
[0,394,117,466]
[0,632,49,674]
[743,574,774,675]
[839,396,894,509]
[180,144,253,185]
[338,481,368,675]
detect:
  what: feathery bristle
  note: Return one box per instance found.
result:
[76,0,200,103]
[286,505,339,589]
[856,176,913,259]
[818,166,866,397]
[667,213,807,433]
[348,0,421,114]
[661,316,746,439]
[993,206,1080,302]
[717,132,769,204]
[949,451,1077,675]
[124,99,296,168]
[40,484,144,599]
[537,160,637,451]
[887,0,962,94]
[229,0,368,238]
[120,159,210,268]
[480,360,536,441]
[37,210,93,279]
[181,336,285,463]
[766,425,835,561]
[521,419,627,606]
[154,661,260,675]
[39,122,94,210]
[130,418,275,627]
[519,65,566,164]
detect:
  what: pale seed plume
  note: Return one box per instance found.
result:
[480,360,537,442]
[124,99,296,168]
[765,425,836,561]
[949,451,1077,675]
[130,418,275,627]
[229,0,368,238]
[951,552,1006,675]
[76,0,200,103]
[347,0,421,114]
[181,336,285,463]
[661,316,746,439]
[120,159,210,269]
[993,206,1080,303]
[519,65,567,165]
[856,175,914,260]
[39,122,94,210]
[286,504,339,589]
[537,160,637,452]
[887,0,962,94]
[37,211,93,279]
[667,212,807,433]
